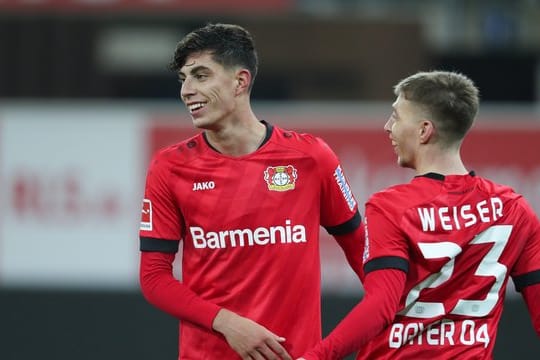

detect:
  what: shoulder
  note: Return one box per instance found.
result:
[479,177,534,212]
[472,176,530,213]
[149,133,205,170]
[475,176,520,198]
[369,179,427,201]
[367,180,433,216]
[368,183,412,207]
[271,125,336,157]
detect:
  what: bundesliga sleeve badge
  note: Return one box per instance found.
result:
[264,165,298,192]
[140,199,153,231]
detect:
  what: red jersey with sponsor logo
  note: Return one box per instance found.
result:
[139,122,361,359]
[358,172,540,359]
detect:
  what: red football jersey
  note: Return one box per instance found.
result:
[139,123,361,359]
[359,172,540,359]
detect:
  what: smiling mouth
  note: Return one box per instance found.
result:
[188,102,206,113]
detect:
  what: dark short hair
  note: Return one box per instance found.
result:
[169,23,258,90]
[394,71,480,145]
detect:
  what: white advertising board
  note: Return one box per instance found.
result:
[0,106,145,288]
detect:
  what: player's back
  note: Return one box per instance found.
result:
[360,172,538,359]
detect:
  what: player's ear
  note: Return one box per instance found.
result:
[419,120,434,144]
[235,69,251,96]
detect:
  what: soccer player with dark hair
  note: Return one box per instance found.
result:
[298,70,540,359]
[138,23,365,360]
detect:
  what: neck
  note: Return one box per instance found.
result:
[414,145,468,176]
[205,108,266,156]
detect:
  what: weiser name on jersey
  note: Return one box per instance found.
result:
[417,196,503,232]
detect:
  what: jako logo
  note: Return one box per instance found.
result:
[193,181,215,191]
[190,219,307,249]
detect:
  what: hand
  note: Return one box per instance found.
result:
[212,308,292,360]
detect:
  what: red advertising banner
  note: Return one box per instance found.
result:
[0,0,292,12]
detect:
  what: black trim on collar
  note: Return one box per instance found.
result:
[259,120,273,147]
[202,132,219,152]
[202,120,273,153]
[417,172,445,180]
[416,171,476,181]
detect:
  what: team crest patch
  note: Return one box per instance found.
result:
[264,165,298,191]
[140,199,152,231]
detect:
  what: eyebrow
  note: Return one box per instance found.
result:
[179,65,210,78]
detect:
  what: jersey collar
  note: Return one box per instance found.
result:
[416,171,476,181]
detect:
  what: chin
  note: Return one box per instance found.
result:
[192,117,210,129]
[397,157,412,169]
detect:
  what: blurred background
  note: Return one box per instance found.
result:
[0,0,539,359]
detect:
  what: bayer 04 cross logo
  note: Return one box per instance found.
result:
[264,165,298,191]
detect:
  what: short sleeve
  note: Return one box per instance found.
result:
[363,199,409,275]
[139,151,183,244]
[511,199,540,290]
[315,137,359,230]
